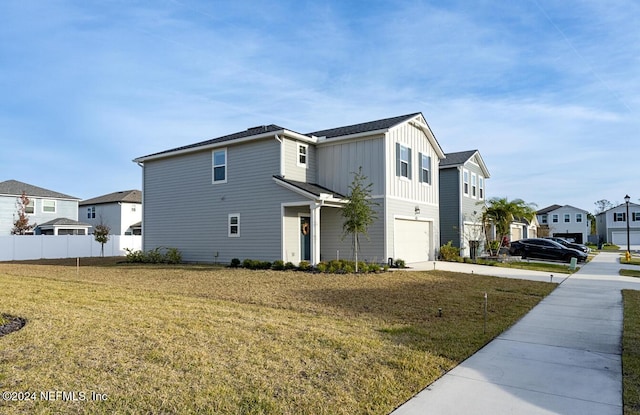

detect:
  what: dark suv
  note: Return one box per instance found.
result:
[509,238,588,263]
[543,237,590,253]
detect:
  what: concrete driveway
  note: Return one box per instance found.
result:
[390,252,640,415]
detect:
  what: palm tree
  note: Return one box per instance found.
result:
[481,197,537,255]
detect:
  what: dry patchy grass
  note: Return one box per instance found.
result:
[624,290,640,415]
[0,260,555,414]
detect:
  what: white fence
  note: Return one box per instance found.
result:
[0,235,142,261]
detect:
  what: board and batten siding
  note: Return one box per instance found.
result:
[143,137,304,263]
[282,138,316,183]
[439,167,461,247]
[386,123,439,205]
[316,136,385,196]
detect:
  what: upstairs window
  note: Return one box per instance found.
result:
[25,199,35,214]
[213,149,227,183]
[541,215,548,224]
[463,170,469,196]
[471,173,477,198]
[479,177,484,200]
[297,143,308,167]
[87,206,95,219]
[634,212,640,221]
[614,212,626,222]
[564,214,570,223]
[419,153,431,184]
[43,200,56,213]
[576,213,583,223]
[228,214,240,237]
[552,214,559,223]
[396,143,412,179]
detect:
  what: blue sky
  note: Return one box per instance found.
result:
[1,0,637,212]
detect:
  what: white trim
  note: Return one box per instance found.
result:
[228,213,240,237]
[463,169,470,197]
[212,148,227,184]
[471,172,477,199]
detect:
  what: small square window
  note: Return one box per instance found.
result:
[228,214,240,237]
[43,200,56,213]
[25,199,35,214]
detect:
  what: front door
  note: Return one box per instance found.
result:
[300,216,311,261]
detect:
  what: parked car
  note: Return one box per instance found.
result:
[509,238,588,263]
[543,237,590,253]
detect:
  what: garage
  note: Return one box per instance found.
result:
[394,219,430,263]
[612,231,640,246]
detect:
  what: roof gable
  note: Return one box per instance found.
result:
[537,204,589,215]
[440,150,490,177]
[0,180,78,200]
[308,113,421,139]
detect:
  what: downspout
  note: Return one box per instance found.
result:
[135,160,144,251]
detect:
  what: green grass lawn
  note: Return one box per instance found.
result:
[624,290,640,415]
[0,260,555,414]
[622,269,640,278]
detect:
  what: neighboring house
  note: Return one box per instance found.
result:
[80,190,142,235]
[134,112,446,264]
[595,202,640,246]
[0,179,89,235]
[509,216,539,242]
[536,204,590,243]
[439,150,490,258]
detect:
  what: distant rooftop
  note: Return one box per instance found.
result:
[80,190,142,206]
[0,179,78,200]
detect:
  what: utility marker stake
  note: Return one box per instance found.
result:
[550,274,553,283]
[483,292,488,334]
[76,257,79,276]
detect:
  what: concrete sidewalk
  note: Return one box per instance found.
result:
[390,252,639,415]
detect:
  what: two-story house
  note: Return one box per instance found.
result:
[438,150,490,258]
[595,202,640,247]
[0,179,90,235]
[536,204,590,244]
[133,112,445,264]
[80,190,142,235]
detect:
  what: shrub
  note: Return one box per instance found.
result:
[124,247,182,264]
[393,259,406,268]
[439,241,461,262]
[164,247,182,264]
[284,261,296,270]
[342,263,355,273]
[242,259,256,269]
[259,261,272,270]
[315,262,328,273]
[298,261,311,271]
[230,258,241,268]
[272,260,285,270]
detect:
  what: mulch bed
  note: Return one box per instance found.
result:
[0,315,26,337]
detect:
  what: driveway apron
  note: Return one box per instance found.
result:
[391,252,635,415]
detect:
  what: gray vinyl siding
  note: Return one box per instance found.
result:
[317,137,385,196]
[82,203,122,235]
[143,137,303,263]
[283,138,316,183]
[439,167,461,247]
[0,195,79,235]
[320,200,385,263]
[384,197,439,261]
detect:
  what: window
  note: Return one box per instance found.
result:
[541,215,548,224]
[479,177,484,199]
[213,149,227,183]
[419,153,431,184]
[552,214,559,223]
[471,173,477,198]
[396,143,411,179]
[634,212,640,221]
[564,214,570,223]
[614,212,626,222]
[297,143,308,167]
[43,200,56,213]
[463,170,469,196]
[228,214,240,237]
[576,213,583,223]
[87,206,95,219]
[25,199,35,214]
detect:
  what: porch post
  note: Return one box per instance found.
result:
[311,202,321,265]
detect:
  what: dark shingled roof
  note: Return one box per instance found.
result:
[37,218,91,227]
[138,124,286,160]
[536,204,563,215]
[273,176,345,198]
[308,113,421,139]
[80,190,142,206]
[440,150,478,168]
[0,180,78,200]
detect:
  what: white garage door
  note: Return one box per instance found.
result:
[612,231,640,245]
[394,219,430,263]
